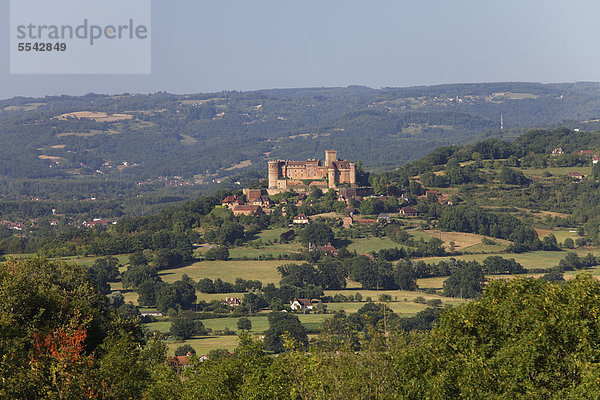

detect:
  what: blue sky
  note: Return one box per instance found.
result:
[2,0,600,99]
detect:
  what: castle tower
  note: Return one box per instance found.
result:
[349,162,356,185]
[325,150,337,167]
[268,161,280,189]
[328,167,337,189]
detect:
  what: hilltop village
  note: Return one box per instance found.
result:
[222,150,437,236]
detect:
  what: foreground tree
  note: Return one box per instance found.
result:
[392,275,600,398]
[0,257,165,399]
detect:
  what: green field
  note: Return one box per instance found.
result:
[324,287,466,309]
[538,229,580,243]
[228,242,301,259]
[255,227,291,242]
[416,250,600,271]
[347,237,404,254]
[147,313,330,355]
[54,254,131,267]
[159,259,284,284]
[460,241,510,254]
[521,166,592,177]
[147,315,267,335]
[409,229,434,242]
[4,103,45,112]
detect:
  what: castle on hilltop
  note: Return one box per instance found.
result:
[268,150,356,192]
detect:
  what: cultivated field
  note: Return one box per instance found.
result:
[159,260,284,285]
[347,237,404,254]
[416,249,600,271]
[55,111,133,122]
[423,230,511,251]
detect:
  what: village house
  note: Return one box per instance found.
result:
[361,253,376,261]
[222,195,241,209]
[82,218,118,228]
[315,242,338,257]
[551,147,564,156]
[400,206,418,217]
[251,195,272,208]
[293,214,310,224]
[423,190,452,206]
[0,220,25,230]
[578,150,594,157]
[290,298,313,311]
[140,311,163,317]
[221,297,242,307]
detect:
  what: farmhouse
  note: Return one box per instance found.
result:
[293,214,310,224]
[315,242,338,257]
[290,298,313,311]
[221,297,242,307]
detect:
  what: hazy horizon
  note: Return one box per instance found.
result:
[3,0,600,100]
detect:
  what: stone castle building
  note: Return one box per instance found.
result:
[268,150,356,191]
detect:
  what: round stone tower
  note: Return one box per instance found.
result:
[268,161,280,189]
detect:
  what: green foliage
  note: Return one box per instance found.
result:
[156,279,197,313]
[481,255,526,274]
[204,246,230,261]
[384,223,409,243]
[174,344,196,356]
[297,222,334,246]
[237,317,252,331]
[394,276,600,398]
[439,204,538,245]
[169,312,207,340]
[443,262,485,298]
[0,257,161,399]
[563,237,575,249]
[84,256,120,295]
[540,269,565,282]
[499,166,530,185]
[264,312,308,353]
[122,263,160,290]
[358,198,384,215]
